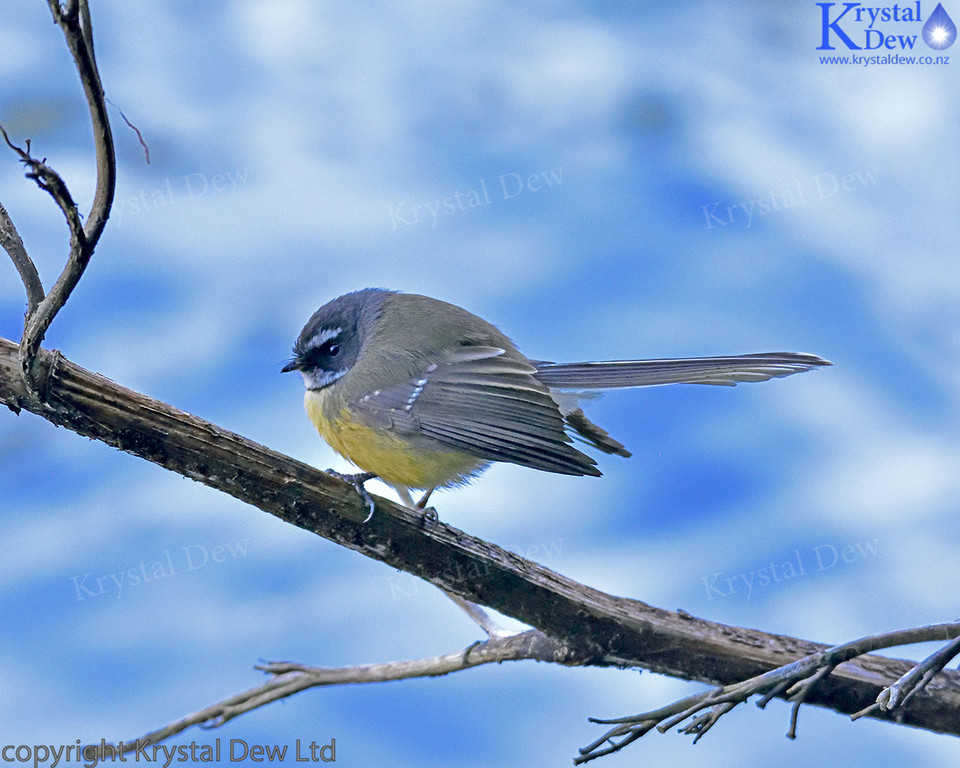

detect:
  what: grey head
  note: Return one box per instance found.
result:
[282,288,392,391]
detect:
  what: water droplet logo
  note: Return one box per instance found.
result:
[922,3,957,50]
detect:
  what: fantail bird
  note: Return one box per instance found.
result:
[283,289,830,518]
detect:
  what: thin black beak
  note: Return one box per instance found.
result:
[281,359,300,373]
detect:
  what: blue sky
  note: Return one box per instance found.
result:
[2,1,960,766]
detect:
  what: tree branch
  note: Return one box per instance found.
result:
[577,622,960,762]
[8,0,116,389]
[853,633,960,720]
[89,630,581,755]
[0,126,85,248]
[3,337,960,752]
[0,196,44,316]
[47,0,115,246]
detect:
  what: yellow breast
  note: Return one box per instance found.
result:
[304,390,484,489]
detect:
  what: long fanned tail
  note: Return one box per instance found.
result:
[534,352,832,389]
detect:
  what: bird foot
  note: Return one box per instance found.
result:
[326,470,377,522]
[415,489,438,524]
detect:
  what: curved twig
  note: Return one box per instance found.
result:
[48,0,115,246]
[0,195,44,315]
[88,629,584,756]
[13,0,116,388]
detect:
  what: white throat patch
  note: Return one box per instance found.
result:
[301,368,346,391]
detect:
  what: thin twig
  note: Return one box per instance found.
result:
[852,633,960,720]
[682,701,737,743]
[0,193,44,315]
[755,677,795,708]
[106,98,151,164]
[1,129,86,385]
[88,629,580,756]
[785,663,836,739]
[0,127,85,242]
[47,0,115,246]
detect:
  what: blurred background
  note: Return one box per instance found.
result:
[2,1,959,766]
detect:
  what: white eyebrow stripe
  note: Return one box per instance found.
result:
[303,326,343,351]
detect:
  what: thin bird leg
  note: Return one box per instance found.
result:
[388,484,438,523]
[444,592,516,639]
[416,488,438,523]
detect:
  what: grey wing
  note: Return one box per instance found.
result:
[351,346,601,476]
[534,352,832,389]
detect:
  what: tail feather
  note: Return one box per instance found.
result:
[564,409,631,457]
[535,352,831,390]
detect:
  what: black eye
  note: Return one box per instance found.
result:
[320,341,340,357]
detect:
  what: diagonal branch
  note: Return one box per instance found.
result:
[91,629,583,755]
[3,337,960,751]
